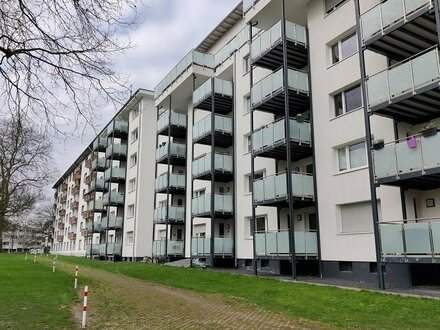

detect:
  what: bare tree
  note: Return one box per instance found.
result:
[0,116,52,248]
[0,0,140,132]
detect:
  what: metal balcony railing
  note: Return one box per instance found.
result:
[157,110,187,133]
[154,50,215,99]
[104,167,126,182]
[88,178,106,193]
[155,142,186,162]
[380,218,440,259]
[102,192,124,206]
[191,194,233,216]
[192,153,233,178]
[192,114,232,141]
[191,237,234,256]
[102,216,123,230]
[152,240,184,256]
[153,206,185,223]
[254,172,314,203]
[93,137,107,150]
[105,143,128,159]
[155,173,185,192]
[107,121,128,136]
[255,229,318,257]
[193,77,233,107]
[251,20,307,63]
[243,0,260,14]
[86,244,100,255]
[373,130,440,180]
[252,117,311,153]
[106,243,122,255]
[366,47,440,109]
[251,68,309,108]
[360,0,432,45]
[91,158,106,171]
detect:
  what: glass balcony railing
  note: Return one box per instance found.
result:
[254,172,314,203]
[215,26,258,67]
[191,194,233,216]
[105,143,128,159]
[87,199,103,210]
[93,137,107,150]
[251,68,309,108]
[86,244,100,255]
[155,142,186,162]
[152,240,184,256]
[154,50,215,99]
[255,230,318,256]
[102,192,124,206]
[102,216,123,230]
[380,218,440,258]
[107,121,128,136]
[243,0,260,14]
[154,206,185,223]
[157,110,187,133]
[360,0,432,44]
[191,237,233,255]
[192,114,232,141]
[193,78,233,107]
[367,47,440,109]
[373,130,440,180]
[192,153,233,178]
[88,178,105,192]
[104,167,126,181]
[91,158,106,171]
[155,173,186,191]
[92,221,102,232]
[106,243,122,255]
[252,118,311,153]
[251,20,307,63]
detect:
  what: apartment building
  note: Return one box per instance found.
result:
[53,0,440,288]
[52,89,156,260]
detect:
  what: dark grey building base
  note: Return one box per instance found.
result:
[237,258,319,276]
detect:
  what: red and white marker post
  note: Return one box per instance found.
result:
[52,258,56,272]
[74,266,78,289]
[82,286,89,329]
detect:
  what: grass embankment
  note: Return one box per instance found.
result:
[59,256,440,329]
[0,254,78,329]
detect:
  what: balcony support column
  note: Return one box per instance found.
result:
[190,74,196,267]
[152,106,160,261]
[355,0,385,290]
[165,96,172,262]
[210,77,216,265]
[281,0,297,280]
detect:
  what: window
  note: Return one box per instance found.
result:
[249,216,266,236]
[128,178,136,193]
[325,0,347,13]
[127,204,135,218]
[243,55,250,74]
[131,128,138,143]
[334,85,362,117]
[339,261,353,272]
[244,134,252,153]
[339,201,378,233]
[131,108,139,120]
[247,171,264,194]
[337,141,367,172]
[331,33,357,64]
[194,189,205,198]
[244,95,251,114]
[126,231,134,244]
[129,153,137,167]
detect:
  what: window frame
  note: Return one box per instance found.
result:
[331,33,358,65]
[129,152,137,168]
[333,84,362,117]
[337,141,367,173]
[130,128,139,144]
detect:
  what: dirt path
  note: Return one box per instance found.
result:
[50,260,326,329]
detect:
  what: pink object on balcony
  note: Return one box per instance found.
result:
[407,136,417,149]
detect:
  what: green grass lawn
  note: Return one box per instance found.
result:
[0,254,78,330]
[59,256,440,330]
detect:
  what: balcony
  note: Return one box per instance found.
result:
[191,237,233,257]
[252,117,311,160]
[155,173,186,194]
[57,235,63,242]
[366,47,440,123]
[154,206,185,224]
[215,25,253,67]
[71,201,79,210]
[68,232,77,240]
[191,194,233,218]
[102,216,123,230]
[192,153,233,182]
[84,172,96,185]
[80,228,88,236]
[88,178,107,193]
[360,0,435,60]
[372,130,440,189]
[255,230,318,259]
[104,167,126,183]
[84,191,95,202]
[91,158,106,172]
[59,209,66,216]
[92,221,103,233]
[57,222,65,230]
[73,170,82,181]
[152,240,184,257]
[72,185,80,195]
[252,68,309,116]
[86,244,100,255]
[243,0,260,14]
[82,210,94,220]
[93,137,107,151]
[107,120,128,138]
[251,20,307,70]
[154,50,215,100]
[156,142,186,166]
[106,243,122,256]
[193,78,233,114]
[105,143,128,160]
[69,216,78,225]
[102,192,124,207]
[380,218,440,263]
[157,110,187,138]
[61,183,68,192]
[254,172,315,207]
[192,114,233,148]
[60,195,67,203]
[87,199,105,212]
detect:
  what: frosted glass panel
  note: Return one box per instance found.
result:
[361,6,381,41]
[412,50,439,87]
[405,223,431,254]
[388,62,412,97]
[395,139,423,173]
[421,133,440,168]
[381,0,404,29]
[367,71,388,107]
[373,144,398,178]
[431,222,440,253]
[380,224,404,254]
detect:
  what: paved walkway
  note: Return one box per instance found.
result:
[54,261,325,329]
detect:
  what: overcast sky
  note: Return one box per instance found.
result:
[52,0,239,181]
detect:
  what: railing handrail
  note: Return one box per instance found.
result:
[379,217,440,224]
[255,229,317,234]
[376,128,438,147]
[253,116,310,133]
[254,171,313,182]
[193,113,232,126]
